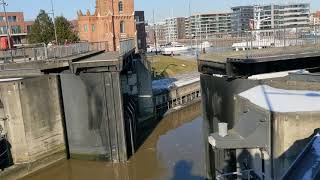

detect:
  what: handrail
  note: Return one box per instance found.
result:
[119,38,135,55]
[0,41,108,64]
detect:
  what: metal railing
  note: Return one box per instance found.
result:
[216,169,270,180]
[199,25,320,60]
[120,38,135,55]
[0,38,136,64]
[0,41,108,64]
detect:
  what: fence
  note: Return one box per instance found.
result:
[215,169,270,180]
[120,38,135,55]
[0,41,108,63]
[199,25,320,60]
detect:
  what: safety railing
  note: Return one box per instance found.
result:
[0,39,136,64]
[216,169,270,180]
[120,38,135,55]
[0,41,108,64]
[199,25,320,60]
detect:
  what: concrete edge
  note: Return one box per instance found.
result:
[0,148,66,180]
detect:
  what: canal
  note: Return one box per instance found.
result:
[22,101,205,180]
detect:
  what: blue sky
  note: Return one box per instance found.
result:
[4,0,320,22]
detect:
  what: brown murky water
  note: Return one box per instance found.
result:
[23,102,205,180]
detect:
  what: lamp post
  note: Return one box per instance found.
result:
[0,0,13,62]
[50,0,58,45]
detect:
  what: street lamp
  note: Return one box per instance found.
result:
[0,0,13,62]
[49,0,58,45]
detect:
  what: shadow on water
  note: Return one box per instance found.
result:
[134,86,176,154]
[171,160,204,180]
[22,101,206,180]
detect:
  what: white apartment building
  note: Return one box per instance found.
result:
[186,12,232,39]
[255,3,310,29]
[231,6,255,32]
[164,17,186,42]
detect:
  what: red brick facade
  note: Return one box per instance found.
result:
[78,0,135,51]
[0,12,34,44]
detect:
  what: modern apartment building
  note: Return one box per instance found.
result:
[145,22,166,44]
[231,3,310,32]
[255,3,310,29]
[145,23,154,44]
[231,6,254,32]
[78,0,136,51]
[0,12,33,45]
[164,17,186,42]
[186,12,232,38]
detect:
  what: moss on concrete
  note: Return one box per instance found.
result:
[0,147,66,180]
[70,153,109,161]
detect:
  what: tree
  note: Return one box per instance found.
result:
[28,10,54,44]
[55,16,79,44]
[28,10,79,45]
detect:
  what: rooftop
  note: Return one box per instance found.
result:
[239,85,320,113]
[191,12,232,16]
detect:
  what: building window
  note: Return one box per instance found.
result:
[118,1,123,12]
[11,26,21,34]
[7,16,17,22]
[0,26,7,34]
[27,25,32,33]
[120,21,125,33]
[135,16,140,22]
[91,24,95,32]
[0,16,4,22]
[84,24,88,32]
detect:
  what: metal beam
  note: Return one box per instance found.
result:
[199,52,320,78]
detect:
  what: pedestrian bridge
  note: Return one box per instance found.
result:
[0,39,135,78]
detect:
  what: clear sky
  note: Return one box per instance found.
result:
[4,0,320,22]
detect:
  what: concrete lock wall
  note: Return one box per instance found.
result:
[169,82,200,100]
[201,73,320,179]
[266,77,320,178]
[201,74,259,179]
[233,96,320,179]
[60,72,128,162]
[272,111,320,179]
[0,76,65,169]
[135,59,154,120]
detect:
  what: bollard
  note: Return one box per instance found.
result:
[218,123,228,137]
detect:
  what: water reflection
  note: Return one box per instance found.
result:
[23,102,205,180]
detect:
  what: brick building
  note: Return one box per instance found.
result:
[78,0,136,51]
[0,12,33,45]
